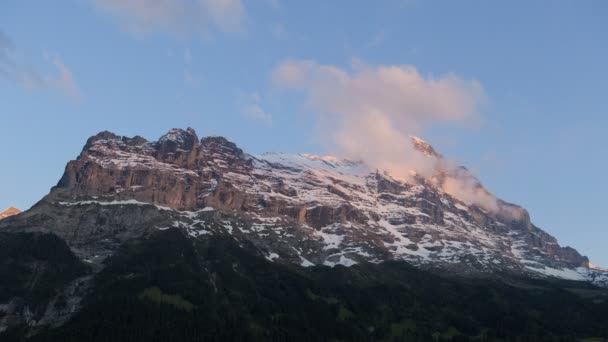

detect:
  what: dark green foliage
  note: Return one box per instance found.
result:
[2,229,608,341]
[138,287,194,312]
[0,232,88,307]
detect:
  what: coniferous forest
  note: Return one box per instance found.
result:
[1,228,608,341]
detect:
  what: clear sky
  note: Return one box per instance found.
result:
[1,1,607,265]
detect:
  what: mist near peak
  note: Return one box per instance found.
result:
[272,59,519,217]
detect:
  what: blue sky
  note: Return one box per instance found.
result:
[1,1,607,265]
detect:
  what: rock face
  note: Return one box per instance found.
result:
[2,127,608,335]
[1,128,606,286]
[0,207,21,220]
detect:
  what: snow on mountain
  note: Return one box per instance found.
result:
[590,262,608,272]
[2,128,606,287]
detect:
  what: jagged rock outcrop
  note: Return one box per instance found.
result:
[2,127,607,335]
[1,128,605,282]
[0,207,21,220]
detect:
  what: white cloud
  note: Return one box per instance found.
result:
[94,0,247,37]
[49,56,82,100]
[273,59,483,132]
[242,92,273,126]
[245,104,273,126]
[272,59,503,212]
[272,59,483,171]
[0,32,81,100]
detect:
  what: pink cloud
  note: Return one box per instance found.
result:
[94,0,247,37]
[1,32,81,100]
[272,59,504,212]
[272,59,484,175]
[50,56,81,100]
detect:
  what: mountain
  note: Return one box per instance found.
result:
[7,128,603,282]
[1,128,607,340]
[0,207,21,220]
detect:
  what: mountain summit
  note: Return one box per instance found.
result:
[0,207,21,220]
[1,128,607,340]
[3,128,604,282]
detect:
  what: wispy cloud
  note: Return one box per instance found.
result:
[48,56,82,100]
[271,59,503,212]
[242,92,273,126]
[179,48,201,87]
[273,58,483,141]
[0,31,81,100]
[94,0,247,38]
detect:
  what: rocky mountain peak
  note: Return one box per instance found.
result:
[201,136,244,156]
[82,131,120,150]
[157,127,199,152]
[411,136,441,158]
[0,206,21,220]
[82,131,150,154]
[3,127,606,288]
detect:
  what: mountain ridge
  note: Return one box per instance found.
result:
[0,207,22,220]
[2,127,608,339]
[2,128,604,283]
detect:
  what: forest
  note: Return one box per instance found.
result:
[1,229,608,341]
